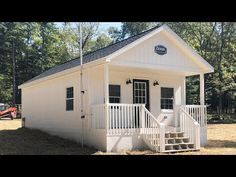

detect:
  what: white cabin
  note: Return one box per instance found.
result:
[19,25,214,153]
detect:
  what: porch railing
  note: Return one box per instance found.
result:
[107,103,143,134]
[179,107,200,150]
[91,103,165,152]
[181,105,207,127]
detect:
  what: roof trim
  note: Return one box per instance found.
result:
[163,25,214,73]
[105,25,166,61]
[18,58,108,89]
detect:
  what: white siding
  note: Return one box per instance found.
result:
[111,31,201,74]
[22,69,107,150]
[109,68,185,126]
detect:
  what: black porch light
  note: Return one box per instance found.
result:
[126,79,132,85]
[153,80,159,86]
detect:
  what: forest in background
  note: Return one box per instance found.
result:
[0,22,235,121]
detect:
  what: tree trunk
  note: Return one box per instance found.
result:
[12,41,16,107]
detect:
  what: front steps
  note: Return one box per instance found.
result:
[146,132,196,153]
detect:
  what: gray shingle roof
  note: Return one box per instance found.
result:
[24,25,160,85]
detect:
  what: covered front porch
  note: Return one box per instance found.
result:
[88,63,208,152]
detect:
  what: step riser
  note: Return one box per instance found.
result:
[144,131,195,153]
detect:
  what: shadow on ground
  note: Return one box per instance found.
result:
[207,140,236,148]
[0,128,97,155]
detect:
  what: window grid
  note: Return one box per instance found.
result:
[109,85,121,103]
[161,87,174,110]
[66,87,74,111]
[134,82,146,104]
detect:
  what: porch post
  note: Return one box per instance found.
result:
[104,63,109,130]
[200,73,205,105]
[183,76,186,105]
[104,63,109,104]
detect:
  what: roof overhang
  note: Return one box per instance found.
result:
[18,57,108,89]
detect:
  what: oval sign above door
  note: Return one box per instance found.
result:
[154,45,167,55]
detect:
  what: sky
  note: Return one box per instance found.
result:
[99,22,122,32]
[55,22,122,34]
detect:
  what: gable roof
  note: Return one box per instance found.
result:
[22,25,160,85]
[20,24,214,88]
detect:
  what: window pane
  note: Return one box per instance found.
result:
[161,88,173,109]
[66,99,73,111]
[67,87,73,98]
[109,85,120,97]
[161,87,173,98]
[139,90,142,97]
[109,97,120,103]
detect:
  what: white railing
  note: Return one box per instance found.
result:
[107,103,143,135]
[91,103,165,152]
[141,106,165,152]
[180,108,200,150]
[181,105,207,127]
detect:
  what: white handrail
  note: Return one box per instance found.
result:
[141,105,165,152]
[180,108,200,150]
[181,105,207,127]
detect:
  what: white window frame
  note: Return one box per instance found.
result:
[66,87,74,111]
[109,84,121,103]
[134,81,147,104]
[160,87,174,112]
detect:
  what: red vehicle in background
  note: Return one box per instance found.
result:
[0,103,17,120]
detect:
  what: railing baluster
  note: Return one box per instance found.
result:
[130,105,132,133]
[116,104,118,133]
[119,105,121,134]
[112,105,114,134]
[128,105,130,134]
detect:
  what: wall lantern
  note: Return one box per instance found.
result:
[126,79,132,85]
[153,80,159,86]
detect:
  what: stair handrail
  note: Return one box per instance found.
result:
[141,105,165,152]
[179,107,200,150]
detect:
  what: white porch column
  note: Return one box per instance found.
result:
[200,73,205,105]
[104,63,109,130]
[183,76,186,105]
[104,63,109,104]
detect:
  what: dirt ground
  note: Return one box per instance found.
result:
[0,119,235,155]
[0,119,96,155]
[95,124,236,155]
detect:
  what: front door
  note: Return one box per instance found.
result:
[133,79,150,110]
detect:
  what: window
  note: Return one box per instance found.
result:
[109,85,120,103]
[66,87,74,111]
[161,87,174,109]
[134,81,146,104]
